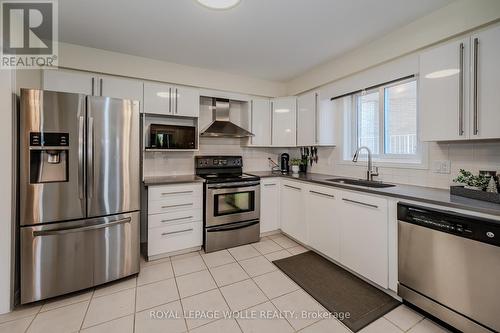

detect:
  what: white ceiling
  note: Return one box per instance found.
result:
[59,0,453,82]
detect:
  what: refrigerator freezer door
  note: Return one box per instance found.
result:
[20,212,140,304]
[20,89,86,226]
[87,96,140,218]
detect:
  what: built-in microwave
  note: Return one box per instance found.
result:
[149,124,196,150]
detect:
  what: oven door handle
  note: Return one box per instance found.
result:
[207,220,259,232]
[207,181,260,189]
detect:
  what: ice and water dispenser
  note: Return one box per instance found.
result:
[29,132,69,183]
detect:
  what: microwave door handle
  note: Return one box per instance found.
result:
[207,220,259,232]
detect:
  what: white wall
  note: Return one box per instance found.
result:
[59,43,286,98]
[0,69,13,314]
[287,0,500,95]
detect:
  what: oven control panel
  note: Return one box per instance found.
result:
[196,156,242,168]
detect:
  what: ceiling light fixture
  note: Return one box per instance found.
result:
[196,0,241,10]
[425,69,460,79]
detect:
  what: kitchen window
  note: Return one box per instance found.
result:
[343,77,424,166]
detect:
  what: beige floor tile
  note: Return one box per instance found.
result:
[239,256,276,277]
[27,301,88,333]
[0,316,33,333]
[176,270,217,298]
[135,300,186,333]
[408,319,451,333]
[171,254,207,277]
[140,256,170,268]
[265,250,293,262]
[271,289,325,331]
[136,278,179,312]
[267,233,283,240]
[288,245,308,255]
[384,305,424,331]
[236,301,294,333]
[253,270,299,299]
[0,304,41,324]
[220,279,267,312]
[228,245,261,261]
[359,317,402,333]
[201,249,235,268]
[181,289,230,330]
[171,251,201,261]
[298,318,351,333]
[137,261,174,286]
[189,318,241,333]
[252,239,283,255]
[40,290,93,313]
[80,314,134,333]
[210,263,249,287]
[82,288,135,328]
[271,236,299,249]
[93,276,136,298]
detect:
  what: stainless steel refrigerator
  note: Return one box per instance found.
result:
[19,89,140,304]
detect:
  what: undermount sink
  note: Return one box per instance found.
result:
[325,178,396,188]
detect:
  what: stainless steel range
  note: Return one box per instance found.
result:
[195,156,260,253]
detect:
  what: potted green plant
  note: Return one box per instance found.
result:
[453,169,489,190]
[290,159,302,174]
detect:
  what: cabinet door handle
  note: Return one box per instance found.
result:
[264,183,277,187]
[99,78,103,96]
[91,77,95,96]
[309,190,334,198]
[161,228,193,236]
[284,184,301,191]
[161,190,193,196]
[161,203,193,209]
[161,216,193,223]
[473,37,479,135]
[458,42,464,136]
[342,198,378,209]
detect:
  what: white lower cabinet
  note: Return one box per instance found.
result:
[147,183,203,258]
[260,178,280,233]
[306,185,340,262]
[337,191,389,288]
[280,180,307,244]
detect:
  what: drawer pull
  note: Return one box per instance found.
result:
[264,183,277,187]
[161,203,193,209]
[284,184,301,191]
[309,190,334,198]
[161,228,194,236]
[161,190,193,196]
[342,198,378,209]
[161,216,193,223]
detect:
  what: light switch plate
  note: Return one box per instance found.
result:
[432,160,451,174]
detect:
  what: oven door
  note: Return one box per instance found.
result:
[206,181,260,227]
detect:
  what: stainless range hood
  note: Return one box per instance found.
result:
[200,98,254,138]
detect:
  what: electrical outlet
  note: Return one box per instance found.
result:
[432,160,451,174]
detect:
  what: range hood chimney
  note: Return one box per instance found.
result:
[200,98,254,138]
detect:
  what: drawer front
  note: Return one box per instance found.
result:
[148,184,202,202]
[148,222,202,256]
[148,209,202,229]
[148,198,202,215]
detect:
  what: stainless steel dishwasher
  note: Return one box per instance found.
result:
[398,203,500,333]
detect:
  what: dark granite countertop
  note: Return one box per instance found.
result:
[143,175,205,186]
[247,171,500,217]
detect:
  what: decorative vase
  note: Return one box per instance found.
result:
[291,165,300,174]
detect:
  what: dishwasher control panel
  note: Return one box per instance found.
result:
[398,203,500,247]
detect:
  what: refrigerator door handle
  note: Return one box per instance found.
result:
[88,117,94,199]
[78,116,85,200]
[33,217,131,237]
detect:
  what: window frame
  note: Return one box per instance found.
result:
[343,77,427,168]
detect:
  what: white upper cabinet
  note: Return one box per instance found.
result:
[99,75,143,103]
[174,86,200,117]
[420,38,470,141]
[317,91,336,146]
[249,99,272,146]
[144,82,199,117]
[470,25,500,140]
[307,185,340,261]
[272,97,297,147]
[297,92,316,146]
[43,69,95,95]
[143,82,172,115]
